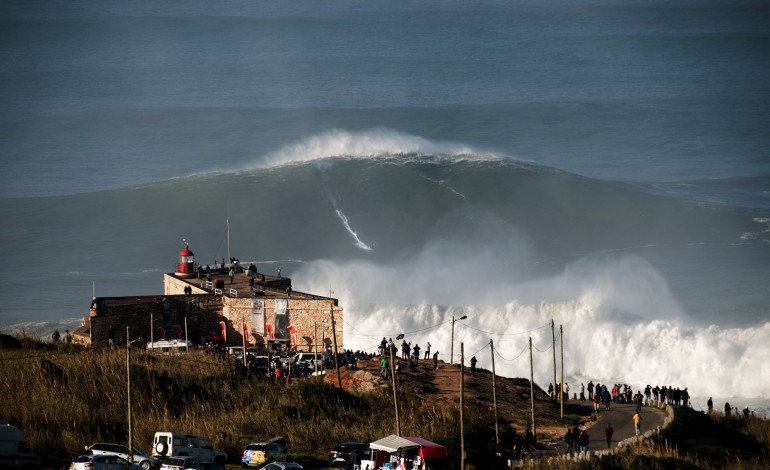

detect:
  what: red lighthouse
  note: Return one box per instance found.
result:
[174,240,197,277]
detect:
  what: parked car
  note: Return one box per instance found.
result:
[261,463,302,470]
[159,457,202,470]
[241,438,291,468]
[293,352,321,371]
[328,442,370,468]
[0,424,41,470]
[88,443,160,470]
[151,432,227,464]
[69,454,142,470]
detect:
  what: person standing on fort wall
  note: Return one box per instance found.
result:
[229,267,234,283]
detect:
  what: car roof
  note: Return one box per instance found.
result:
[249,436,286,446]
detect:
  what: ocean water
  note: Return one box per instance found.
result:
[1,0,769,415]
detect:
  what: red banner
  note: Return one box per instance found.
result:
[219,321,227,342]
[243,322,249,335]
[288,325,297,349]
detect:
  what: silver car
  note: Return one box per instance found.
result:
[262,463,303,470]
[88,443,160,470]
[70,455,143,470]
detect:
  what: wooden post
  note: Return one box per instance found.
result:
[490,339,499,450]
[313,322,318,376]
[330,302,342,389]
[126,327,133,464]
[551,319,557,404]
[451,317,456,365]
[560,324,564,419]
[390,345,400,435]
[242,322,247,367]
[460,342,465,470]
[529,337,536,440]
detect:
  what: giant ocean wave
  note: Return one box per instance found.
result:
[2,130,769,412]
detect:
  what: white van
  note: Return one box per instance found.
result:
[146,340,192,353]
[151,433,227,464]
[0,424,41,470]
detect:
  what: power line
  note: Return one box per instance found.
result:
[493,342,529,362]
[455,321,551,337]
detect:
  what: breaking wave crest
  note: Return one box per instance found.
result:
[245,128,502,169]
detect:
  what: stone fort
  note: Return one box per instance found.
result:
[73,242,342,353]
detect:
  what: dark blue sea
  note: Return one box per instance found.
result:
[1,0,769,413]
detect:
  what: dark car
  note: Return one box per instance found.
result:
[328,442,369,468]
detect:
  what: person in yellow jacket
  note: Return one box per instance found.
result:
[633,412,643,436]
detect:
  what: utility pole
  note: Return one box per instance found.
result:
[321,320,328,377]
[529,337,536,440]
[560,324,564,419]
[460,342,465,470]
[150,313,153,349]
[390,345,400,435]
[126,327,133,465]
[450,315,467,365]
[490,339,499,450]
[551,319,557,403]
[313,323,318,375]
[184,317,189,353]
[330,301,341,389]
[242,322,247,367]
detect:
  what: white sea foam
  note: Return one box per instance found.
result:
[293,247,770,404]
[244,128,502,170]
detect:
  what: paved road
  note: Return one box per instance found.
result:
[585,402,667,451]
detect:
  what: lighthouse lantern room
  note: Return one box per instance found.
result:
[174,240,197,277]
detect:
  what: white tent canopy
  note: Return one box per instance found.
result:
[368,435,421,453]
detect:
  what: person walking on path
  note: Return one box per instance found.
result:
[432,351,439,370]
[578,429,589,453]
[633,412,643,436]
[424,342,431,360]
[604,424,614,448]
[564,428,575,455]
